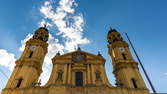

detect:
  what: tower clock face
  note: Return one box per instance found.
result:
[30,45,37,51]
[118,47,125,52]
[72,53,86,62]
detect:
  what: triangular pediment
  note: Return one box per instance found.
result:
[52,50,105,62]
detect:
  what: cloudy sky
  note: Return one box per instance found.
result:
[0,0,167,93]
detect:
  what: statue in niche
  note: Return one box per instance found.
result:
[57,70,63,81]
[95,71,101,81]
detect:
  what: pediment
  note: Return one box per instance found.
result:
[52,50,105,63]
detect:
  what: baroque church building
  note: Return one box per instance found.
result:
[2,27,150,94]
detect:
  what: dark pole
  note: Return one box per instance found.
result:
[125,32,157,94]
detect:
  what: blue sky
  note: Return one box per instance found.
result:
[0,0,167,93]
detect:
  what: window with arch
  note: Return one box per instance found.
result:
[16,78,23,88]
[122,53,127,60]
[131,78,138,88]
[113,38,117,42]
[29,51,33,58]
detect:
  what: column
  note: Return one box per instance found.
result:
[63,64,68,84]
[67,64,71,85]
[72,72,75,86]
[91,64,95,84]
[87,64,91,84]
[84,71,87,85]
[53,64,58,83]
[100,64,107,84]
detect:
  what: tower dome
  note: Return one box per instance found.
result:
[107,27,123,44]
[32,27,49,42]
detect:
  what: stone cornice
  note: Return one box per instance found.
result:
[15,59,42,75]
[113,61,139,74]
[26,39,48,54]
[108,41,129,48]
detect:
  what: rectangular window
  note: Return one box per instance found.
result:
[75,72,83,86]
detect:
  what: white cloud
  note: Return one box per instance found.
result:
[0,49,16,71]
[0,0,90,87]
[45,34,64,65]
[38,0,90,85]
[19,34,33,52]
[18,33,65,85]
[0,34,31,72]
[39,0,90,52]
[38,19,53,28]
[0,30,65,85]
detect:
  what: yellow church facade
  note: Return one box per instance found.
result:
[2,27,150,94]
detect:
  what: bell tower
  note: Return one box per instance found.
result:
[107,28,147,89]
[4,27,49,90]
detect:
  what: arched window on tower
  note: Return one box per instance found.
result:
[29,52,33,58]
[16,78,23,88]
[122,53,127,60]
[113,38,117,42]
[131,78,138,88]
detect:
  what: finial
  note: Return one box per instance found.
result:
[56,51,60,56]
[108,26,117,33]
[77,47,81,51]
[97,51,102,56]
[77,44,81,51]
[44,23,47,28]
[38,79,41,86]
[109,26,112,31]
[108,25,114,34]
